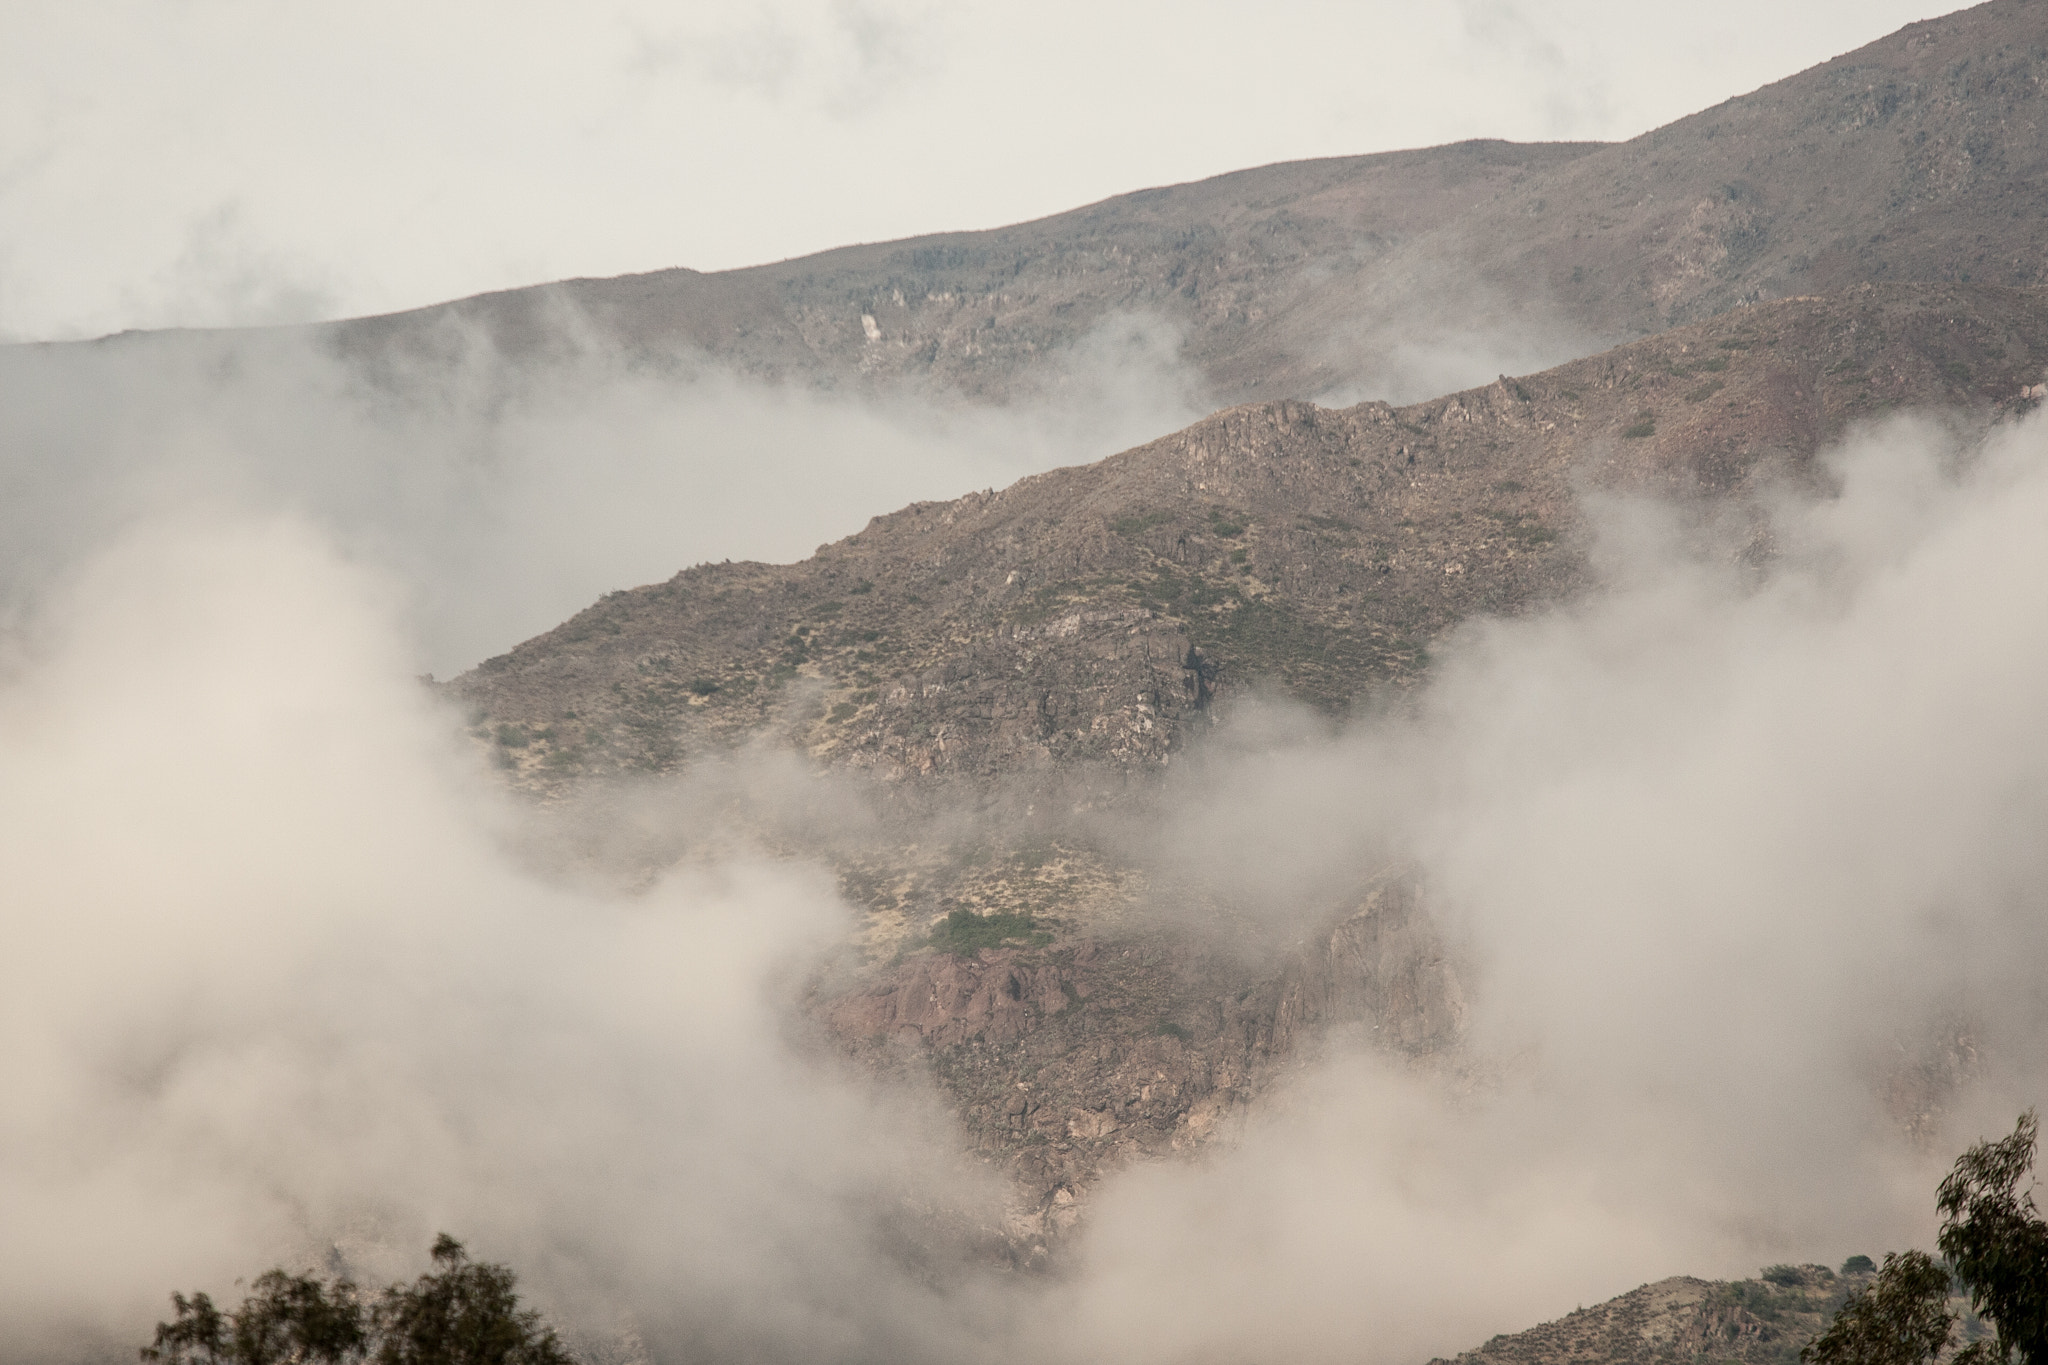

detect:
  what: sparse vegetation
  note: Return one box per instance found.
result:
[1622,413,1657,439]
[927,908,1052,957]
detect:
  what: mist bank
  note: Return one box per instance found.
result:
[0,300,1212,679]
[6,406,2048,1362]
[1057,409,2048,1361]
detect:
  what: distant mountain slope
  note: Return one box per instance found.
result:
[339,1,2048,407]
[449,282,2048,793]
[336,138,1603,405]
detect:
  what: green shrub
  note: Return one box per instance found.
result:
[687,678,721,696]
[1622,414,1657,439]
[926,908,1051,957]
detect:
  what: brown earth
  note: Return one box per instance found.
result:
[334,1,2048,408]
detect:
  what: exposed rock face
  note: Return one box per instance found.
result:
[820,881,1462,1239]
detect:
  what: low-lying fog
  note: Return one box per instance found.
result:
[0,304,1211,679]
[4,303,2045,1362]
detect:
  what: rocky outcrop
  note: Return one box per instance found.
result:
[815,879,1464,1238]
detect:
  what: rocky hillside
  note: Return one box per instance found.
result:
[1436,1268,1851,1365]
[424,0,2048,1272]
[447,281,2048,1236]
[334,1,2048,407]
[1431,1262,1989,1365]
[451,282,2048,793]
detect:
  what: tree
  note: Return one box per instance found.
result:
[142,1236,573,1365]
[372,1235,574,1365]
[1800,1250,1957,1365]
[1938,1111,2048,1365]
[1803,1112,2048,1365]
[142,1272,366,1365]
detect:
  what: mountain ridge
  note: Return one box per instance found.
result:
[320,0,2048,411]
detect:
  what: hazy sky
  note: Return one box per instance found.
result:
[3,0,1952,342]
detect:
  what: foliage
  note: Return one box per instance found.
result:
[927,907,1051,956]
[1938,1111,2048,1365]
[1804,1113,2048,1365]
[1799,1250,1956,1365]
[143,1272,367,1365]
[1622,413,1657,439]
[142,1236,573,1365]
[1843,1256,1877,1276]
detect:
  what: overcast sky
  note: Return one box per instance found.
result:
[3,0,1953,343]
